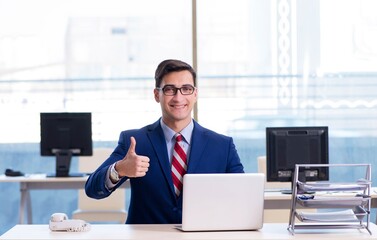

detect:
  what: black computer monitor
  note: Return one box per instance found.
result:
[266,126,329,192]
[40,112,93,177]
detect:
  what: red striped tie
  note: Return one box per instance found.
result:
[171,133,187,197]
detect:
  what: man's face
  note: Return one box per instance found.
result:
[154,70,197,127]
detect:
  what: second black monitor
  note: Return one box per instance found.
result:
[266,126,329,183]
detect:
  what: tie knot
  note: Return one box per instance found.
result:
[175,133,183,142]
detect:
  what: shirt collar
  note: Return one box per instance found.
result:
[160,118,194,144]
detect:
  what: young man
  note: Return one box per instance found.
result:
[85,59,244,224]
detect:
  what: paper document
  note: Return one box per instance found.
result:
[298,182,367,192]
[297,209,358,222]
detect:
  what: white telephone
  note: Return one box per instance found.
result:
[49,213,91,232]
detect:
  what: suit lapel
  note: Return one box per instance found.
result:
[186,122,208,173]
[147,121,176,197]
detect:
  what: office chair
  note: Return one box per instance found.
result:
[72,148,127,223]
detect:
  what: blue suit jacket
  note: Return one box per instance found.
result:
[85,119,244,224]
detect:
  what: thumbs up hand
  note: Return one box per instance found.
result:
[115,136,150,178]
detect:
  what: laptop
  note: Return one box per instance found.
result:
[177,173,265,231]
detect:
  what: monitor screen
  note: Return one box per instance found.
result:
[40,112,92,177]
[266,126,329,184]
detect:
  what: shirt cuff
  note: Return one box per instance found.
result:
[105,164,118,190]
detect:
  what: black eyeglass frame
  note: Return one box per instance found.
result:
[156,84,196,96]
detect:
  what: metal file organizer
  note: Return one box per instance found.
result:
[288,163,372,235]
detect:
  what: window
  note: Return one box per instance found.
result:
[195,0,377,172]
[0,0,192,142]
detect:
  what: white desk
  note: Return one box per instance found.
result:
[0,174,88,224]
[1,223,377,240]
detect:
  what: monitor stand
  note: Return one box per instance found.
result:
[47,149,84,177]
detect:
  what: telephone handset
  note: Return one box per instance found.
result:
[49,213,91,232]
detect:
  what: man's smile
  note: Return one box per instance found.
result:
[170,104,187,109]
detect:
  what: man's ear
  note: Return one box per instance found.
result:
[154,89,160,103]
[193,87,198,102]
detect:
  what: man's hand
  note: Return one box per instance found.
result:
[115,136,150,178]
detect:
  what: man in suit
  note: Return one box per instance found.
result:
[85,59,244,224]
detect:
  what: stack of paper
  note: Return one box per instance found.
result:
[297,209,358,222]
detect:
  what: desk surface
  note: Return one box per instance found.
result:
[1,223,377,240]
[0,174,88,182]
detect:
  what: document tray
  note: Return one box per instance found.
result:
[297,181,368,192]
[296,207,367,223]
[297,196,369,208]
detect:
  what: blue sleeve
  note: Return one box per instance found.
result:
[226,137,245,173]
[85,131,130,199]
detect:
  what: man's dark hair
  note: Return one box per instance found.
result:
[154,59,196,88]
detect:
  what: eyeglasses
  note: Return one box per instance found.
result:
[156,84,196,96]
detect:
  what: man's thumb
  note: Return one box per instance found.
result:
[127,136,136,155]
